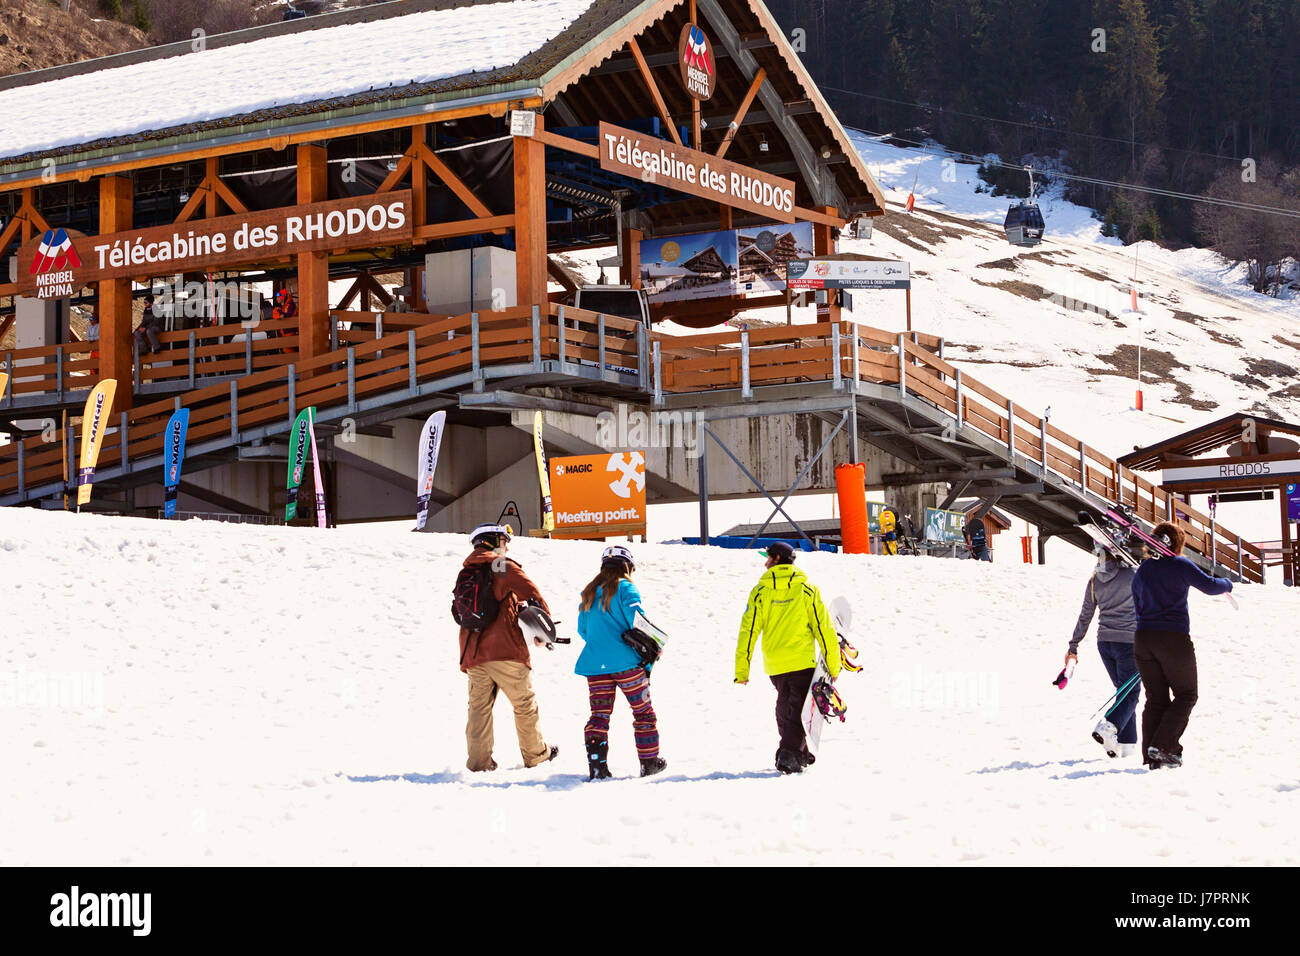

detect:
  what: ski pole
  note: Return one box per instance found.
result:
[1090,672,1141,720]
[1104,674,1142,720]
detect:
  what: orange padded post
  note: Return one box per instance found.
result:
[836,463,869,554]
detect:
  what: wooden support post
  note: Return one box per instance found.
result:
[205,157,219,218]
[412,125,428,233]
[1282,483,1294,587]
[813,207,841,326]
[513,112,548,310]
[98,175,134,410]
[296,144,330,360]
[719,205,732,230]
[620,227,643,288]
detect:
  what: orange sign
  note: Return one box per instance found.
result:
[550,452,647,540]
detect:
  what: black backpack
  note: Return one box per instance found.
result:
[451,563,500,631]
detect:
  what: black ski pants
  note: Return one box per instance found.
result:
[770,668,815,760]
[1134,629,1198,757]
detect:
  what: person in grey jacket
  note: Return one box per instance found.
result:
[1067,546,1141,757]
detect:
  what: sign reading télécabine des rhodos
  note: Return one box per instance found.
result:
[17,191,413,299]
[599,121,796,223]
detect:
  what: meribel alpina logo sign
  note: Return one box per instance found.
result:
[16,191,413,299]
[28,228,82,297]
[678,23,715,100]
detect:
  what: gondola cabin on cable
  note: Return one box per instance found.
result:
[1003,166,1044,247]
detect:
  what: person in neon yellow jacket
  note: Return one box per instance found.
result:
[735,541,840,774]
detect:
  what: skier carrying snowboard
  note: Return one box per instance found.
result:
[1068,543,1143,758]
[734,541,840,774]
[576,546,666,780]
[455,523,559,773]
[1131,523,1233,769]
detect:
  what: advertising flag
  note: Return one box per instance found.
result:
[161,407,191,519]
[307,407,328,528]
[533,411,554,533]
[285,407,314,522]
[415,410,446,531]
[76,378,117,509]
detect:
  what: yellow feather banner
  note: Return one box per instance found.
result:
[76,379,118,509]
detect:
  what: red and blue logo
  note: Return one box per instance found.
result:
[29,228,81,275]
[684,25,713,74]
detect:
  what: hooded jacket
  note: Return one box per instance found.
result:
[735,563,839,682]
[457,548,550,672]
[1069,557,1137,652]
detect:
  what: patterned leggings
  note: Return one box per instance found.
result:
[585,667,659,760]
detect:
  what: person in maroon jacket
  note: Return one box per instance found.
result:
[458,523,559,772]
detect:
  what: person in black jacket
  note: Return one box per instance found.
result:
[1131,522,1233,770]
[964,512,991,562]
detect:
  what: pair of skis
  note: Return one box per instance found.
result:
[1076,506,1239,609]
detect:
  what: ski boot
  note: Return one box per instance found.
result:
[639,757,667,778]
[798,747,816,768]
[1148,746,1182,769]
[776,749,804,775]
[1092,719,1120,758]
[586,737,612,780]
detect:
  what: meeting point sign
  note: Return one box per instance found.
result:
[16,191,413,299]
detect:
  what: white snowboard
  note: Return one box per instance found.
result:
[800,596,852,754]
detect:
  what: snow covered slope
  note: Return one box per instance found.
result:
[2,511,1295,866]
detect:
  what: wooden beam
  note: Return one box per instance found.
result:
[794,205,846,228]
[513,111,548,308]
[411,125,428,231]
[98,175,134,410]
[173,185,207,224]
[296,144,330,361]
[716,68,765,159]
[413,213,515,242]
[547,257,579,296]
[205,157,219,219]
[0,96,544,193]
[375,152,413,194]
[532,129,599,159]
[627,37,682,146]
[0,214,22,261]
[211,175,248,215]
[334,275,364,311]
[413,141,492,219]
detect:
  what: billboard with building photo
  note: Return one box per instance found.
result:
[639,230,738,303]
[736,222,814,295]
[550,452,647,540]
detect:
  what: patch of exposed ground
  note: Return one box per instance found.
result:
[873,209,971,251]
[1086,344,1188,379]
[1169,310,1243,346]
[976,257,1020,271]
[1273,334,1300,351]
[1246,357,1298,380]
[972,278,1051,300]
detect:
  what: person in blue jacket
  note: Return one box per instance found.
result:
[576,545,667,781]
[1131,522,1233,770]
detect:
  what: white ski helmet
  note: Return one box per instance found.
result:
[470,523,512,548]
[601,544,635,571]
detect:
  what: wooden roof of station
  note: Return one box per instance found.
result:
[1118,413,1300,471]
[0,0,884,231]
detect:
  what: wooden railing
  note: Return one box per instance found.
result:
[2,341,99,400]
[652,320,1264,583]
[137,318,299,387]
[0,303,645,502]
